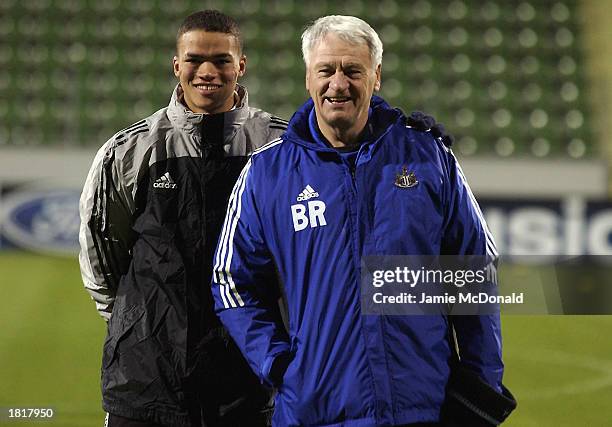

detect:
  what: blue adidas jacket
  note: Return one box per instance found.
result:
[212,97,503,426]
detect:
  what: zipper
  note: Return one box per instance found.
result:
[344,145,397,423]
[346,147,364,187]
[338,154,378,415]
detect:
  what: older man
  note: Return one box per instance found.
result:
[212,15,512,427]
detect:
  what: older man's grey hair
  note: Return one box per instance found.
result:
[301,15,383,70]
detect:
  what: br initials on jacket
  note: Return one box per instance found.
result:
[291,185,327,232]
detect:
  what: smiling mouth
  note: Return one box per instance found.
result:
[325,96,351,105]
[194,83,222,91]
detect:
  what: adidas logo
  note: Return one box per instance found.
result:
[153,172,177,189]
[296,185,319,202]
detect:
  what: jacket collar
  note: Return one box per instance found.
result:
[166,83,251,141]
[285,96,404,151]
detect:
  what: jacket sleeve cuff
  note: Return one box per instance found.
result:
[261,350,292,388]
[461,361,504,393]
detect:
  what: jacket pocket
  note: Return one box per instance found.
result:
[277,336,300,393]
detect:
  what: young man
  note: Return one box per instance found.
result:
[212,15,510,426]
[79,10,287,427]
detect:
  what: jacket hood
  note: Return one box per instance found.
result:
[284,95,405,150]
[166,83,251,143]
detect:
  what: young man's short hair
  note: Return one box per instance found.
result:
[176,10,243,53]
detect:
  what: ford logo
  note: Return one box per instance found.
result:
[0,187,81,256]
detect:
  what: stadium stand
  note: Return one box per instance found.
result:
[0,0,593,158]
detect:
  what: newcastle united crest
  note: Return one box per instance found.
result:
[394,167,418,188]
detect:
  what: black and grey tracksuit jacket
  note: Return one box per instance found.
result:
[78,84,287,426]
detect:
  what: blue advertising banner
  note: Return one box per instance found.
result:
[1,187,611,257]
[0,184,81,256]
[482,197,612,256]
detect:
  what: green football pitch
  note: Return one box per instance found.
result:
[1,252,611,426]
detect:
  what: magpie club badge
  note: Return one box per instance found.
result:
[394,167,418,189]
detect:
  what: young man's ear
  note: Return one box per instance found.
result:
[238,55,247,78]
[173,56,180,77]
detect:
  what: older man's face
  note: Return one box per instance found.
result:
[306,33,381,141]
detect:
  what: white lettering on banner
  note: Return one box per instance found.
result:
[588,213,612,255]
[508,208,561,255]
[291,201,327,232]
[564,197,584,256]
[483,196,612,256]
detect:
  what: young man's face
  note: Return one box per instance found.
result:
[173,30,246,114]
[305,33,381,139]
